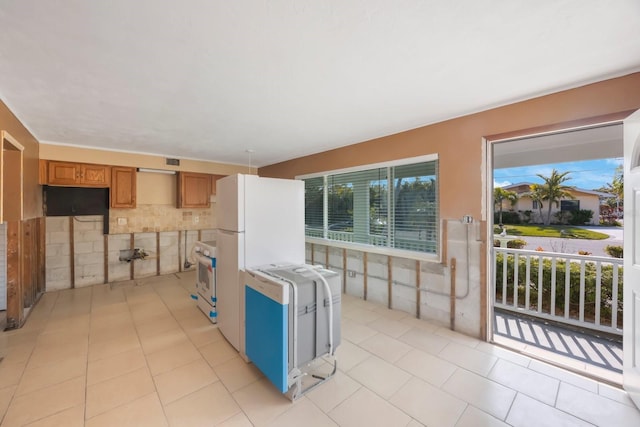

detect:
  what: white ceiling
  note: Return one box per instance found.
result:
[0,1,639,168]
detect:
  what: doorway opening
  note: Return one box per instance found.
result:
[488,123,624,384]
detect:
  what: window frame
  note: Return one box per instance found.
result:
[560,199,580,212]
[297,154,440,262]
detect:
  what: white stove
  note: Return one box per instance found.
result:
[192,240,217,323]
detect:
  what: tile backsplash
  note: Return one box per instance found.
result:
[110,204,215,234]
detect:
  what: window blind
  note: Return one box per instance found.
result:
[304,177,324,238]
[303,159,438,255]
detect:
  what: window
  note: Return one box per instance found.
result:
[561,200,580,211]
[304,177,324,238]
[301,156,439,255]
[532,200,540,209]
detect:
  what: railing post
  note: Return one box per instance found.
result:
[537,255,543,314]
[579,260,586,323]
[595,261,602,326]
[525,256,531,310]
[612,264,619,329]
[502,252,507,305]
[513,253,519,308]
[564,259,571,320]
[550,257,557,316]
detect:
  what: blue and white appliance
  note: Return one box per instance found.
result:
[192,240,217,323]
[245,264,341,399]
[215,174,305,358]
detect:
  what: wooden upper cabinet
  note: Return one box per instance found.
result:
[177,172,211,208]
[47,161,78,185]
[82,164,110,186]
[211,174,226,195]
[111,167,137,208]
[47,161,110,187]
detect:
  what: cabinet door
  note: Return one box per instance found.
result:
[178,172,211,208]
[111,167,137,208]
[47,161,79,186]
[81,164,110,187]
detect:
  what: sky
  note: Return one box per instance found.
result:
[494,158,623,190]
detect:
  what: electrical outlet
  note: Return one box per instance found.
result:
[348,270,356,278]
[193,215,199,224]
[117,217,127,226]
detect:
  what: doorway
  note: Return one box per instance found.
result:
[487,123,624,383]
[1,130,24,332]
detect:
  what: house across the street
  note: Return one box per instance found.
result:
[499,182,611,225]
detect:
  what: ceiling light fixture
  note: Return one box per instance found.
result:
[245,149,255,174]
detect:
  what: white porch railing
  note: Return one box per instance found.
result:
[494,247,623,336]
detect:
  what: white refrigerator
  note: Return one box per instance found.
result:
[216,174,305,356]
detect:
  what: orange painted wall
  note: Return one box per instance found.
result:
[260,73,640,222]
[0,100,41,219]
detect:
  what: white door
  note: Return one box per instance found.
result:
[624,108,640,408]
[216,174,244,232]
[244,175,305,267]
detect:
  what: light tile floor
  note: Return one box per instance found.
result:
[0,272,638,427]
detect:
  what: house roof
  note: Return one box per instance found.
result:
[502,182,613,198]
[0,1,639,167]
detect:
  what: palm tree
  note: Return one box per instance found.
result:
[493,187,518,225]
[529,183,545,224]
[537,169,575,226]
[606,165,624,216]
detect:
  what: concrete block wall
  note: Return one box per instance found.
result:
[306,219,483,338]
[107,234,131,282]
[73,215,105,288]
[45,217,72,291]
[134,232,157,278]
[159,231,180,275]
[46,215,215,291]
[182,230,200,270]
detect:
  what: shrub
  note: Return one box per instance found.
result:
[569,209,594,225]
[553,211,571,225]
[493,238,527,249]
[507,238,527,249]
[578,250,592,256]
[494,211,521,225]
[521,210,533,224]
[605,245,623,258]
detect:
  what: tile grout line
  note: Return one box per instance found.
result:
[121,280,173,426]
[83,284,95,424]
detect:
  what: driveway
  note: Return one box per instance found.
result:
[514,226,623,258]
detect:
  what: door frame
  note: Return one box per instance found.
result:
[483,117,626,344]
[1,130,24,223]
[623,108,640,407]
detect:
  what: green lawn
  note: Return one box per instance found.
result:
[494,225,610,240]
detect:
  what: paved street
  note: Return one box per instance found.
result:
[504,226,623,258]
